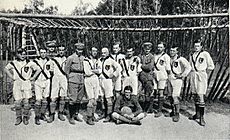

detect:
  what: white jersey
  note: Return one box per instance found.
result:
[34,58,52,80]
[170,55,191,79]
[153,52,171,81]
[83,57,102,78]
[51,56,67,76]
[111,53,125,64]
[189,50,215,71]
[99,56,122,79]
[120,56,142,77]
[5,59,38,81]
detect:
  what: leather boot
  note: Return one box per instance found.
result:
[189,104,200,120]
[155,97,164,118]
[69,104,76,125]
[15,105,22,125]
[47,113,55,123]
[86,116,95,125]
[74,103,83,122]
[23,116,29,125]
[58,112,65,121]
[172,104,180,122]
[147,97,154,113]
[35,116,41,125]
[23,104,30,125]
[199,106,205,126]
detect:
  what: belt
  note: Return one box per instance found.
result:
[70,70,84,74]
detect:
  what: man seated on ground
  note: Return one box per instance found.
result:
[112,86,146,125]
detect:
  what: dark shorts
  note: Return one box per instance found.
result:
[68,82,85,104]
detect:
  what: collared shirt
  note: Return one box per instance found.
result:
[189,51,215,72]
[5,60,38,80]
[170,55,191,79]
[83,56,102,78]
[120,56,142,77]
[51,56,67,76]
[64,53,85,84]
[111,53,125,63]
[99,56,122,79]
[114,95,143,116]
[34,58,52,80]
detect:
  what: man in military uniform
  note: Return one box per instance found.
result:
[4,48,41,125]
[99,47,122,122]
[120,46,142,96]
[33,47,53,125]
[166,46,191,122]
[47,45,68,123]
[153,42,171,118]
[138,42,155,113]
[112,86,146,125]
[111,41,125,98]
[64,43,85,125]
[188,39,215,126]
[83,46,102,125]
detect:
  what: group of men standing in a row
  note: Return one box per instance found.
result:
[4,39,215,126]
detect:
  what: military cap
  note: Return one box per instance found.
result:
[46,40,56,47]
[74,43,85,50]
[142,42,153,49]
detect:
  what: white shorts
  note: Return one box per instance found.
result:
[113,74,122,91]
[50,75,68,99]
[100,78,113,98]
[85,76,100,99]
[122,76,138,95]
[153,79,167,90]
[169,79,183,97]
[34,79,50,100]
[13,80,32,101]
[190,71,208,95]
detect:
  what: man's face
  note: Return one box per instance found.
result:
[101,48,109,58]
[194,42,203,52]
[40,49,47,59]
[124,90,132,99]
[157,44,165,53]
[170,48,178,57]
[17,51,26,61]
[76,48,83,55]
[113,44,120,54]
[91,47,98,58]
[143,47,151,55]
[58,47,65,56]
[126,48,134,58]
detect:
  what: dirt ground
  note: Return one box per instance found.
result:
[0,105,229,140]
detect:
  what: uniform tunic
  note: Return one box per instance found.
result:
[83,57,102,99]
[34,58,52,100]
[189,51,215,95]
[5,60,39,100]
[99,56,122,98]
[120,56,142,95]
[65,53,85,102]
[169,56,191,97]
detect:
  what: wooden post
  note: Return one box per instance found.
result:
[0,22,3,103]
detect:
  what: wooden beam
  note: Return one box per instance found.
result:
[0,12,228,20]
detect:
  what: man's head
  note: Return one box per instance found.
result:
[16,48,26,61]
[57,46,65,57]
[125,47,134,58]
[142,42,152,55]
[123,86,133,100]
[170,46,179,57]
[112,41,121,54]
[194,39,203,52]
[91,47,98,58]
[39,48,48,59]
[101,47,110,58]
[75,43,84,56]
[46,41,56,54]
[157,42,165,53]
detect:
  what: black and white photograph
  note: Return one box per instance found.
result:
[0,0,229,140]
